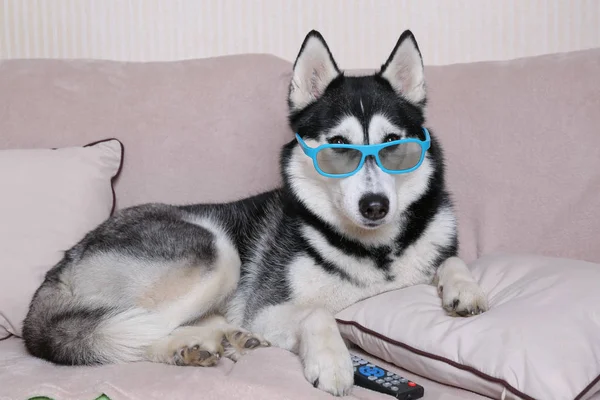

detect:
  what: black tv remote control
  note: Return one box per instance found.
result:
[351,354,424,399]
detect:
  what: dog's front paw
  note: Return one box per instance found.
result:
[303,342,354,396]
[440,279,488,317]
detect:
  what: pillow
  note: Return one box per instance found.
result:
[336,253,600,400]
[0,139,123,337]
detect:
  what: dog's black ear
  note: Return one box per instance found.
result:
[378,30,426,105]
[288,30,341,112]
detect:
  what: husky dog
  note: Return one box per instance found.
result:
[23,30,488,396]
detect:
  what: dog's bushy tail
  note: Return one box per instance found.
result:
[22,285,170,365]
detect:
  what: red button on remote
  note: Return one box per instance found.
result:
[408,382,416,387]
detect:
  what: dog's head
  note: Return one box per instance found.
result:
[282,30,440,240]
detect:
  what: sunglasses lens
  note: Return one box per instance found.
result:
[316,147,363,175]
[378,142,423,171]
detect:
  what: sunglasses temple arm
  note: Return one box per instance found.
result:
[422,127,431,150]
[295,134,315,157]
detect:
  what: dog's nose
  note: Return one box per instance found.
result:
[359,194,389,221]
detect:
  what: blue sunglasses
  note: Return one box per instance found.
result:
[295,127,431,178]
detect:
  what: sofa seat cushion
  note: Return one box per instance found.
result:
[0,336,489,400]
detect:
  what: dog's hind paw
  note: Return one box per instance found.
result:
[222,329,270,361]
[173,343,223,367]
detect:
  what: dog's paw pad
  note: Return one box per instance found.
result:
[221,330,270,362]
[244,337,261,349]
[173,344,222,367]
[442,280,489,318]
[225,330,270,350]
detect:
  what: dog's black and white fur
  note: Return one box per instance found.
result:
[23,30,488,396]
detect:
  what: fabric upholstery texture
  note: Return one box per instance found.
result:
[0,337,488,400]
[0,47,599,399]
[337,253,600,400]
[1,49,598,264]
[0,139,123,337]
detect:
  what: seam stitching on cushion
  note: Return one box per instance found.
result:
[0,333,12,341]
[336,318,536,400]
[83,138,125,215]
[574,373,600,400]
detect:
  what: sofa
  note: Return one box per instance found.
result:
[1,46,599,400]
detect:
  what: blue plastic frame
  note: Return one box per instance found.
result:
[295,127,431,178]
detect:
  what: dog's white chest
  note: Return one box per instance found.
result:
[287,254,430,315]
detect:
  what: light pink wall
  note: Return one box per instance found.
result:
[1,0,599,67]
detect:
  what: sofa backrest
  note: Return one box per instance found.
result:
[424,48,600,263]
[1,48,599,264]
[0,55,292,206]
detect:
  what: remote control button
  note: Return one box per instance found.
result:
[408,382,417,387]
[359,365,385,377]
[391,380,400,385]
[376,379,384,384]
[359,360,367,365]
[386,371,394,376]
[383,382,391,388]
[384,377,393,381]
[399,378,408,383]
[392,374,401,379]
[390,386,399,391]
[366,363,375,367]
[368,376,377,381]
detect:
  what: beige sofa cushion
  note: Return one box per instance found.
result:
[336,253,600,400]
[0,139,123,336]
